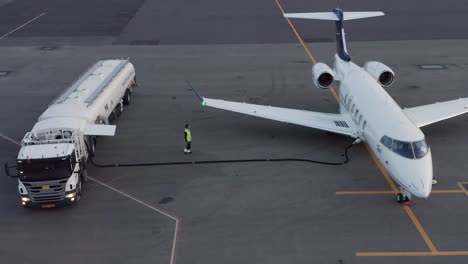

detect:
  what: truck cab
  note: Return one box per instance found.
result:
[9,129,89,208]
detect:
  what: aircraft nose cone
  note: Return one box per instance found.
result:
[418,175,432,198]
[411,151,433,199]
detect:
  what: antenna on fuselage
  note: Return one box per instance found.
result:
[284,8,384,62]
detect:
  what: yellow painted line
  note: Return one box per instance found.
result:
[364,145,438,253]
[274,0,317,64]
[357,251,468,257]
[274,0,439,254]
[457,182,468,196]
[274,0,340,103]
[336,190,464,195]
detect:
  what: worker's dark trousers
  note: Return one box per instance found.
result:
[186,142,191,150]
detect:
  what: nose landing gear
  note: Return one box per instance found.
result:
[396,193,407,203]
[396,189,415,206]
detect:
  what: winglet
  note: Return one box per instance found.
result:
[186,80,206,106]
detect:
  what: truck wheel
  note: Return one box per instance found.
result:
[76,180,82,202]
[123,89,132,105]
[88,138,96,157]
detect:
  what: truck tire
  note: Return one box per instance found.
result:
[123,89,132,105]
[88,137,96,157]
[76,179,82,202]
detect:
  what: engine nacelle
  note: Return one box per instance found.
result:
[363,61,395,87]
[312,63,335,89]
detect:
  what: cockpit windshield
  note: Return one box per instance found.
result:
[412,140,428,159]
[17,157,72,182]
[392,140,414,159]
[380,136,429,159]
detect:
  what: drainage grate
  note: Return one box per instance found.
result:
[0,70,11,77]
[130,40,160,45]
[418,64,446,69]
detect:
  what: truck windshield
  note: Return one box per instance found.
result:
[18,157,72,182]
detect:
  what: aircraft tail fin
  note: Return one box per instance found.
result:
[284,11,384,21]
[284,9,384,62]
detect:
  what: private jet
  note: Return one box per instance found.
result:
[189,8,468,203]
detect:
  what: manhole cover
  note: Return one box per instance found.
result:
[418,64,446,69]
[130,40,160,45]
[158,197,174,204]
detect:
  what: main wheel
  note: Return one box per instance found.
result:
[123,89,132,105]
[396,193,404,203]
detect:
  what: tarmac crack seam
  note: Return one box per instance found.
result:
[0,133,181,264]
[88,176,181,264]
[0,12,47,40]
[274,0,439,255]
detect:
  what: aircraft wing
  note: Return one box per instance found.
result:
[203,98,359,138]
[403,98,468,127]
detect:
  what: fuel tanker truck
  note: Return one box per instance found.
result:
[4,59,137,208]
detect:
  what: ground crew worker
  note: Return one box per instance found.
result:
[184,124,192,154]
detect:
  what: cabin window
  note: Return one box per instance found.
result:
[351,104,355,113]
[362,121,367,130]
[344,94,349,105]
[358,114,363,124]
[380,135,393,149]
[355,109,359,118]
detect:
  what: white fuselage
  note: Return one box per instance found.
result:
[333,55,432,198]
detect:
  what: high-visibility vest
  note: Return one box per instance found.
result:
[185,129,192,142]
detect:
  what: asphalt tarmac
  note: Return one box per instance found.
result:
[0,41,468,263]
[0,0,467,264]
[0,0,465,45]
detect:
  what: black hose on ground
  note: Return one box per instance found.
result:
[86,141,356,168]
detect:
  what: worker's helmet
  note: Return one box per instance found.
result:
[185,124,190,128]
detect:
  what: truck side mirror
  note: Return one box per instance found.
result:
[4,162,18,178]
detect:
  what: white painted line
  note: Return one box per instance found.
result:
[88,176,181,264]
[0,12,47,40]
[0,133,181,264]
[0,133,21,146]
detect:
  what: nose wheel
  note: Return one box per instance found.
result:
[396,189,415,206]
[396,193,409,203]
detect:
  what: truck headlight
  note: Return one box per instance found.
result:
[65,192,76,199]
[21,197,30,202]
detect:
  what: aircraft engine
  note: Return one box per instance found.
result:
[363,61,395,87]
[312,63,335,89]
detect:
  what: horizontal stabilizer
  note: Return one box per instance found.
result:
[84,124,116,136]
[284,11,384,21]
